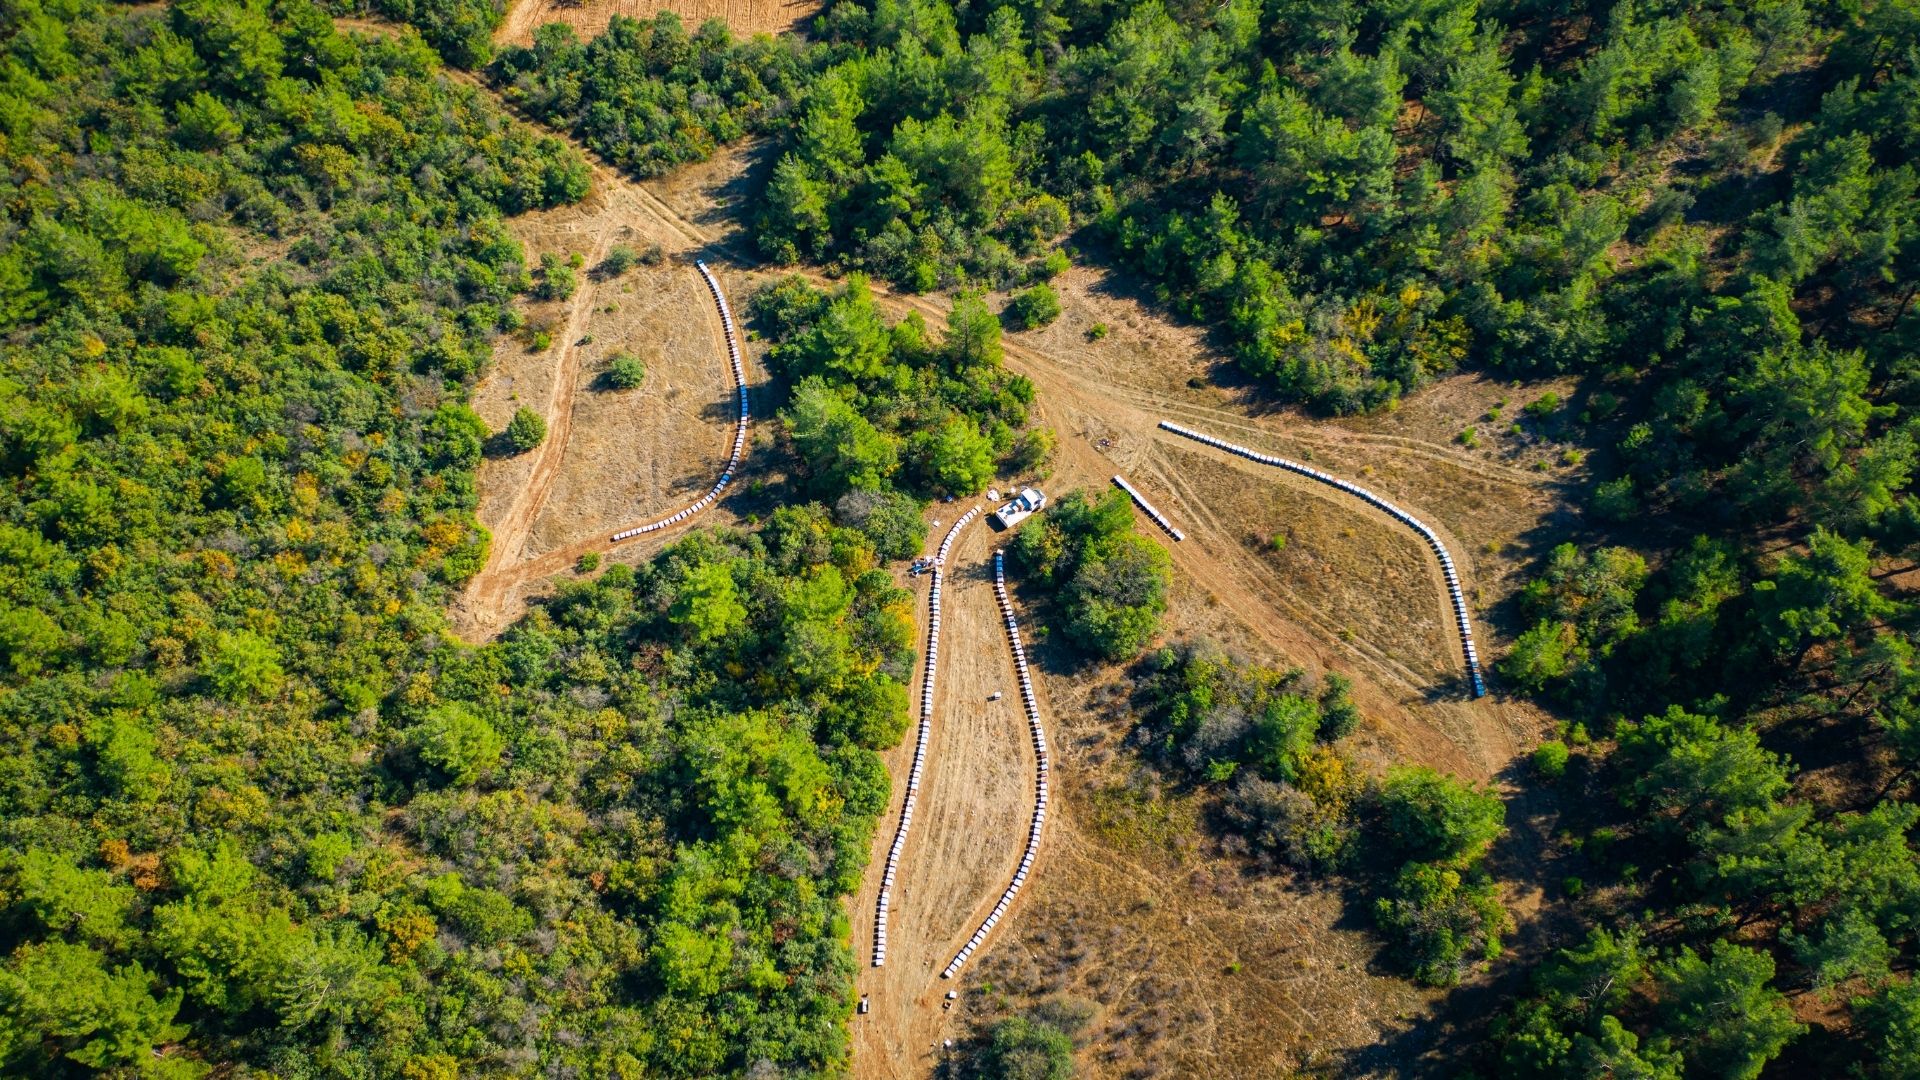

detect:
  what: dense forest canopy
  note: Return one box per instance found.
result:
[0,1,915,1075]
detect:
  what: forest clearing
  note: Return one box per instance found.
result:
[7,1,1911,1077]
[448,124,1563,1073]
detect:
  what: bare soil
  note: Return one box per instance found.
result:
[498,0,820,46]
[449,158,754,640]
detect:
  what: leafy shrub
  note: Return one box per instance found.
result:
[505,407,548,452]
[605,353,646,389]
[536,252,578,300]
[1531,740,1571,779]
[598,245,638,277]
[1008,283,1063,329]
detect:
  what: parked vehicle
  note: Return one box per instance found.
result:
[991,487,1046,529]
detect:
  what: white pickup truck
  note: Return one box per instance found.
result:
[992,487,1046,529]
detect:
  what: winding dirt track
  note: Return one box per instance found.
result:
[463,226,618,612]
[431,15,1562,1066]
[449,156,746,640]
[441,133,1546,1064]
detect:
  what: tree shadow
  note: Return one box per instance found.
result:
[482,431,527,459]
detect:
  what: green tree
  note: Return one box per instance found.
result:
[1531,740,1570,779]
[916,417,995,495]
[1786,907,1893,993]
[407,703,504,786]
[598,245,638,277]
[834,489,928,561]
[173,91,240,149]
[203,629,282,701]
[783,378,899,496]
[0,941,193,1077]
[1376,766,1506,864]
[1855,978,1920,1080]
[8,849,135,948]
[1374,860,1507,986]
[1246,694,1320,782]
[0,605,63,678]
[1317,672,1360,741]
[505,407,548,453]
[1752,528,1897,664]
[1616,707,1792,833]
[947,294,1004,368]
[1500,620,1582,693]
[670,561,748,644]
[1653,942,1803,1080]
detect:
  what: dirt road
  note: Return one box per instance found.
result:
[851,520,1046,1077]
[449,160,744,641]
[497,0,819,47]
[435,43,1567,1065]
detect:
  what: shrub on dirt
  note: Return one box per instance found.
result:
[1008,283,1062,329]
[505,407,547,453]
[536,252,577,300]
[598,245,638,277]
[1317,673,1360,740]
[1223,773,1354,871]
[605,353,646,390]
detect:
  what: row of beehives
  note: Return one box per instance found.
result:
[942,549,1050,979]
[611,261,751,543]
[1157,422,1487,699]
[1112,474,1185,542]
[874,507,979,967]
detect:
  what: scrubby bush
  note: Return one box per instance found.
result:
[1008,283,1063,329]
[505,407,548,452]
[536,252,577,300]
[958,1013,1078,1080]
[598,245,638,277]
[1531,740,1570,779]
[605,353,646,389]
